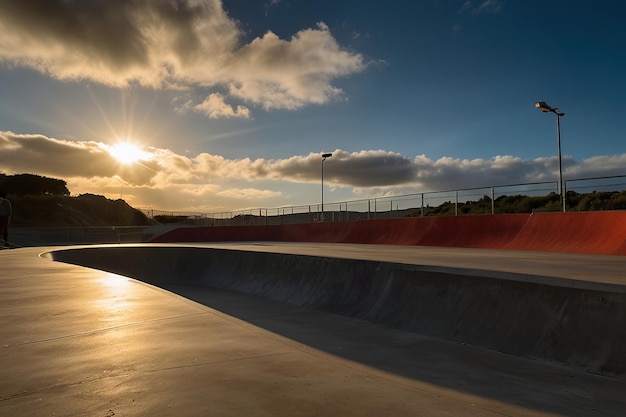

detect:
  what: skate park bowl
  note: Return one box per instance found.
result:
[48,210,626,376]
[50,216,626,375]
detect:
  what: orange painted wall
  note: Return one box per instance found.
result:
[152,212,626,256]
[502,212,626,255]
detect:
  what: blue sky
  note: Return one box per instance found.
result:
[0,0,624,213]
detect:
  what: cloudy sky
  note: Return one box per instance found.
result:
[0,0,624,214]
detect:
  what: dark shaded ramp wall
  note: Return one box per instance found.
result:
[152,212,626,256]
[50,245,626,375]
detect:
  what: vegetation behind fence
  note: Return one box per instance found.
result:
[144,174,626,227]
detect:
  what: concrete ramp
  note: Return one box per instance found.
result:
[50,244,626,376]
[153,212,626,255]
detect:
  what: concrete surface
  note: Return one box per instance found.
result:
[186,242,626,286]
[2,243,626,416]
[48,243,626,375]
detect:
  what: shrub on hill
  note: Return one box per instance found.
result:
[0,173,152,227]
[414,190,626,216]
[0,173,69,196]
[8,193,152,227]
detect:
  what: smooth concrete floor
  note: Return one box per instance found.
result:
[1,244,626,416]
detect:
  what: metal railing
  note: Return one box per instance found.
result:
[7,174,624,247]
[565,174,626,194]
[142,174,626,227]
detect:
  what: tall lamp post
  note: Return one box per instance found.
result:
[535,101,566,212]
[321,152,332,221]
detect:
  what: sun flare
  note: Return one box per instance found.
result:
[108,142,150,164]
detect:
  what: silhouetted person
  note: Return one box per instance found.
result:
[0,191,11,248]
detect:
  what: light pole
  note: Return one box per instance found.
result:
[321,152,332,221]
[535,101,566,212]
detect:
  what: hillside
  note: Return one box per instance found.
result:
[8,193,152,227]
[0,173,151,227]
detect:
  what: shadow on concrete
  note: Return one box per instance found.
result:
[162,283,625,417]
[48,244,626,416]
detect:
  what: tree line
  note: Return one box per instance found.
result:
[0,173,69,196]
[0,173,150,227]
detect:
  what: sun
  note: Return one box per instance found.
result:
[108,142,150,164]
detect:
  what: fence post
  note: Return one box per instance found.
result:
[455,190,458,216]
[491,187,495,214]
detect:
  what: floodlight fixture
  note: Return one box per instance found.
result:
[535,101,564,116]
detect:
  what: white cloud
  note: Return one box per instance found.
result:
[218,188,281,199]
[224,23,364,110]
[194,93,251,119]
[0,1,366,118]
[1,131,625,212]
